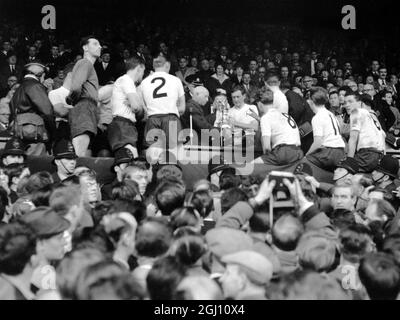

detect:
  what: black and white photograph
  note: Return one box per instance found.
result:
[1,0,400,304]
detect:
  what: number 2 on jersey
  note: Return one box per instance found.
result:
[151,77,168,99]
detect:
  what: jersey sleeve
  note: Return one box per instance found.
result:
[350,109,362,132]
[177,78,185,97]
[311,114,323,137]
[260,115,272,137]
[120,76,137,95]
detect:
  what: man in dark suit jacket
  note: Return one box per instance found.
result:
[94,51,116,86]
[181,86,217,145]
[0,52,23,92]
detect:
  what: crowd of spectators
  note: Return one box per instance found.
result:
[1,17,400,300]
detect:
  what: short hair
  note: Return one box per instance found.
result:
[80,35,96,49]
[135,218,172,258]
[272,214,304,251]
[146,255,186,300]
[219,168,241,191]
[259,87,274,105]
[170,235,207,266]
[190,190,213,218]
[122,163,148,180]
[56,248,105,299]
[359,252,400,300]
[111,180,140,201]
[25,171,54,194]
[49,185,82,216]
[369,199,396,221]
[339,224,373,263]
[109,199,146,224]
[155,177,186,216]
[75,260,143,300]
[0,222,37,275]
[231,85,246,96]
[153,53,169,69]
[265,72,280,81]
[309,87,329,106]
[333,182,356,197]
[4,163,28,188]
[31,185,54,207]
[344,90,361,100]
[126,55,145,72]
[169,207,200,232]
[175,275,223,300]
[221,187,248,214]
[249,210,270,233]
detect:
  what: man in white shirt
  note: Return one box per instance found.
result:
[139,53,185,161]
[253,88,303,165]
[264,72,289,114]
[306,87,346,171]
[228,86,259,146]
[107,56,145,158]
[345,91,385,172]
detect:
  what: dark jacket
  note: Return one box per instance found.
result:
[285,89,314,126]
[181,99,215,137]
[10,76,56,139]
[94,60,116,86]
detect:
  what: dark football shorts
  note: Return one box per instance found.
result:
[68,98,99,139]
[354,148,383,173]
[144,113,182,149]
[107,116,138,152]
[260,144,304,165]
[306,147,346,172]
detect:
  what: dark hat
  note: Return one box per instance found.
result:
[337,157,359,175]
[294,162,313,176]
[185,74,204,86]
[156,163,183,181]
[53,139,77,160]
[113,148,134,169]
[208,156,233,177]
[20,206,70,237]
[0,137,26,159]
[376,155,399,179]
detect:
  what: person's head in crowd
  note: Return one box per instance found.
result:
[4,163,30,194]
[363,83,376,98]
[80,36,101,59]
[235,64,244,77]
[371,155,399,187]
[56,248,105,299]
[154,176,186,216]
[358,83,364,94]
[336,77,344,87]
[212,93,229,113]
[1,137,26,166]
[190,189,214,219]
[220,250,272,300]
[221,187,248,215]
[378,66,387,81]
[102,212,138,269]
[50,184,92,233]
[0,222,37,297]
[53,139,77,181]
[339,224,375,264]
[122,162,149,196]
[75,259,143,300]
[190,57,198,69]
[73,165,91,176]
[280,66,289,79]
[382,234,400,266]
[176,275,223,300]
[207,156,236,189]
[335,69,344,78]
[215,63,225,77]
[192,86,209,107]
[333,157,359,184]
[78,169,101,206]
[112,148,134,182]
[358,252,400,300]
[302,75,313,90]
[382,90,393,106]
[347,80,358,92]
[108,199,146,225]
[272,214,304,252]
[337,86,350,105]
[170,234,207,271]
[2,40,11,53]
[200,58,210,72]
[0,99,11,128]
[7,51,17,66]
[365,199,396,224]
[169,207,202,234]
[242,71,251,86]
[146,255,186,300]
[328,90,340,109]
[268,269,349,300]
[126,55,145,82]
[135,217,172,259]
[178,57,188,70]
[344,90,362,114]
[20,206,70,263]
[111,180,141,202]
[265,72,280,88]
[296,229,339,273]
[331,183,357,212]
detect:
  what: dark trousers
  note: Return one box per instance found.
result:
[260,144,304,165]
[354,148,383,173]
[306,147,346,172]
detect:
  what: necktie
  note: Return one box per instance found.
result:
[10,65,14,73]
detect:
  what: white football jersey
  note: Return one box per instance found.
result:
[311,108,345,148]
[260,109,301,148]
[350,108,385,151]
[139,71,185,117]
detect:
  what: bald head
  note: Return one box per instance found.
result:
[26,64,46,77]
[192,86,209,106]
[272,214,304,251]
